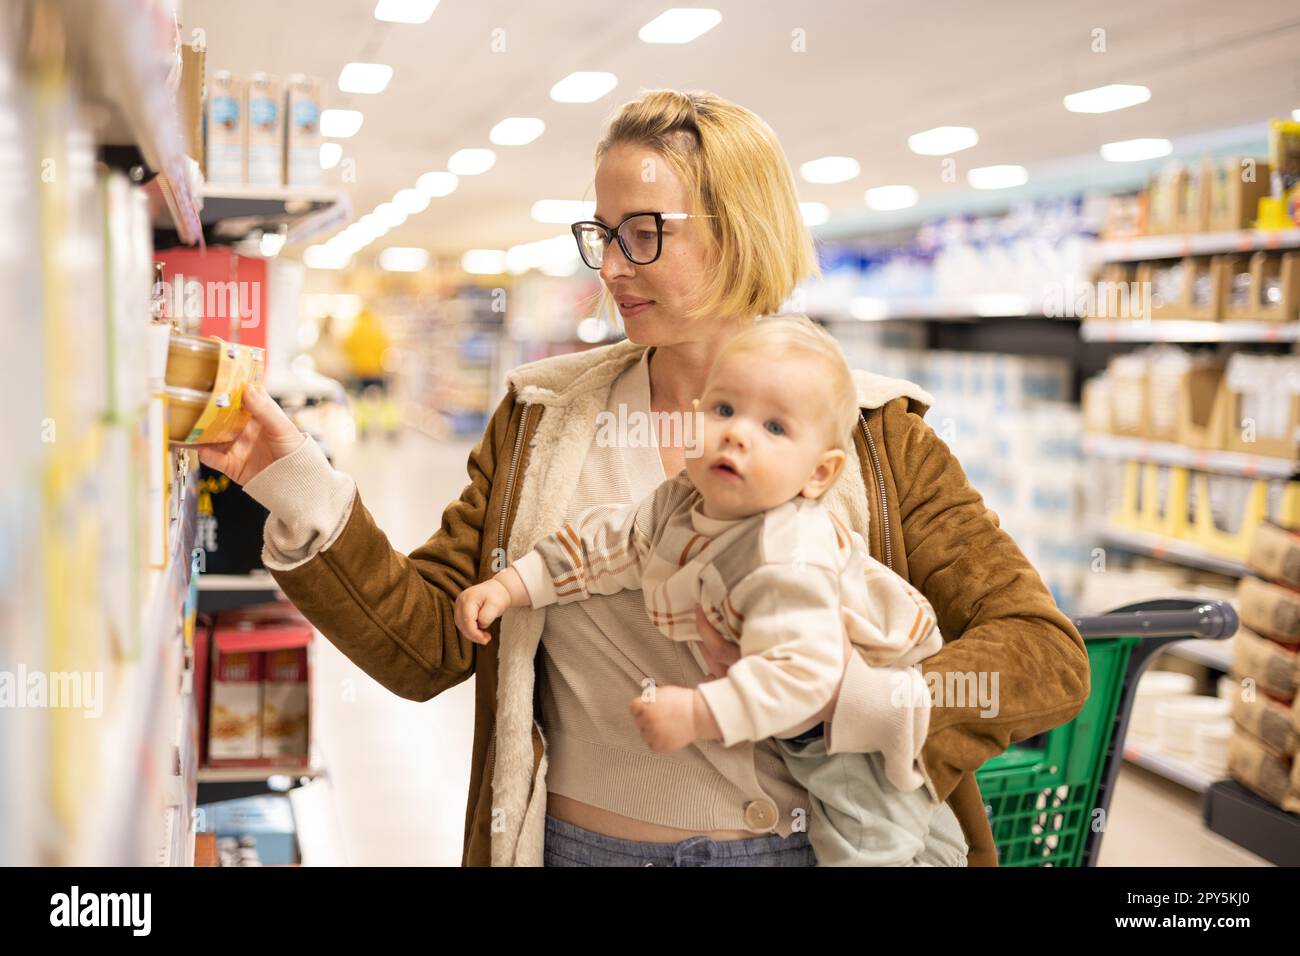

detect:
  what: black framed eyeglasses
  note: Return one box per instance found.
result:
[570,212,715,269]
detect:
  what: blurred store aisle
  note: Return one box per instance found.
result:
[312,429,478,866]
[309,428,1270,867]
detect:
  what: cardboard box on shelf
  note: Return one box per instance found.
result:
[1107,352,1148,436]
[1148,349,1217,442]
[1207,157,1271,232]
[1082,375,1111,433]
[1176,364,1228,450]
[209,649,261,759]
[1238,574,1300,645]
[1247,521,1300,589]
[1221,354,1300,460]
[1232,692,1299,757]
[205,71,244,185]
[179,44,205,168]
[1227,729,1293,808]
[1138,260,1186,319]
[1147,164,1189,236]
[246,73,284,187]
[1232,627,1299,702]
[261,647,309,758]
[1248,251,1299,323]
[1185,255,1230,321]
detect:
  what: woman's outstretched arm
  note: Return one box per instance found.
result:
[238,390,523,701]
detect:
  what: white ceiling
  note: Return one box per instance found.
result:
[185,0,1300,260]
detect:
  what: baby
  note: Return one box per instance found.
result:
[455,316,945,866]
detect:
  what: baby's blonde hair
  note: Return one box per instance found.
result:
[713,315,860,453]
[593,89,819,325]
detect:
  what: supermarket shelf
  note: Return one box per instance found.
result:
[197,571,280,592]
[76,0,203,245]
[1123,737,1223,792]
[1081,433,1300,479]
[1080,319,1300,342]
[817,296,1061,322]
[197,761,326,784]
[1098,228,1300,262]
[200,184,351,246]
[1162,638,1235,672]
[1098,525,1249,577]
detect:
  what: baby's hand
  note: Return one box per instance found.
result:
[454,580,512,645]
[629,685,701,753]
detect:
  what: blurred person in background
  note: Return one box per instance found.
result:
[343,306,398,441]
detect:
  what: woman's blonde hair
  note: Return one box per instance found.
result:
[714,314,860,453]
[593,89,819,325]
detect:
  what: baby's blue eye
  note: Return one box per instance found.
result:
[765,420,784,435]
[715,402,733,417]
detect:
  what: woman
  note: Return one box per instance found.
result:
[201,90,1090,867]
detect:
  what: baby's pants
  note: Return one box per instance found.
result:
[776,729,968,867]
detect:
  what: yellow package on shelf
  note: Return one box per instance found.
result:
[170,342,266,445]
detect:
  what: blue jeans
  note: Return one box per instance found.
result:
[543,815,817,867]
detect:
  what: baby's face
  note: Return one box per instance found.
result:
[685,352,845,519]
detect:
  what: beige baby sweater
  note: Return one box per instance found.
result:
[513,470,943,793]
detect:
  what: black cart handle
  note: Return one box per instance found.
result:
[1072,599,1238,641]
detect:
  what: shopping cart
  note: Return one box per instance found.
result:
[973,598,1238,867]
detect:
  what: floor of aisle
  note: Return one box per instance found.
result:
[312,426,1270,867]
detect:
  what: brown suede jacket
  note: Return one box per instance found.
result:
[257,338,1090,866]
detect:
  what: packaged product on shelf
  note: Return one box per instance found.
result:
[1267,121,1299,226]
[1185,255,1229,320]
[1107,352,1148,436]
[246,73,285,187]
[1081,374,1110,433]
[195,795,298,865]
[1146,163,1188,235]
[205,70,245,185]
[1237,574,1300,644]
[1246,251,1298,322]
[209,649,262,760]
[1139,259,1186,319]
[1231,692,1299,757]
[1207,157,1271,232]
[1231,627,1299,702]
[1176,362,1228,450]
[1247,521,1300,588]
[1227,730,1293,807]
[1221,354,1300,459]
[284,74,322,188]
[261,647,309,758]
[1146,347,1218,442]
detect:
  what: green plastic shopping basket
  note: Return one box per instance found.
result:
[973,598,1237,867]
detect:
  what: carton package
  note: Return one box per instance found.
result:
[1232,627,1299,702]
[209,650,262,759]
[1221,354,1300,459]
[284,74,322,188]
[1231,692,1298,757]
[261,647,309,758]
[1138,260,1186,319]
[1175,363,1228,450]
[1247,521,1300,589]
[1238,574,1300,644]
[1106,352,1147,436]
[205,70,244,184]
[1206,157,1271,232]
[1248,251,1299,323]
[1082,375,1110,433]
[246,72,284,187]
[1223,253,1255,320]
[1184,255,1230,320]
[1146,164,1189,236]
[1227,730,1293,807]
[1147,348,1217,442]
[179,44,206,168]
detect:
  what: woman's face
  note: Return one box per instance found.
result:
[592,143,722,345]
